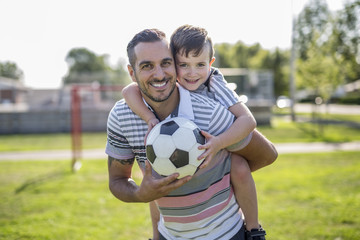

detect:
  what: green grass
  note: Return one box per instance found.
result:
[1,113,360,152]
[257,116,360,143]
[0,132,107,152]
[0,159,151,240]
[255,151,360,239]
[1,152,359,239]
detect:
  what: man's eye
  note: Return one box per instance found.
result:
[162,61,172,67]
[141,64,153,70]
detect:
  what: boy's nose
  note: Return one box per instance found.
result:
[188,67,196,76]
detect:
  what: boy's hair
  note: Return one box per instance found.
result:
[127,29,167,68]
[170,25,214,61]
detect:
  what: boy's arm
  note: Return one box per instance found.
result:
[225,102,257,144]
[198,102,256,167]
[122,83,158,125]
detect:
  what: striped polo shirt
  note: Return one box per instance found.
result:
[106,86,244,239]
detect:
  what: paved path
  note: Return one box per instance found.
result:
[1,142,359,161]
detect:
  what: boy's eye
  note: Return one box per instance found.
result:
[197,63,206,67]
[178,63,188,68]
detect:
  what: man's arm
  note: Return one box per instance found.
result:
[232,129,278,172]
[108,156,192,203]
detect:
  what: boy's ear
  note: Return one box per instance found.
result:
[209,57,216,66]
[127,64,137,82]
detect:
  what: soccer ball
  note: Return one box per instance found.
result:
[146,117,206,178]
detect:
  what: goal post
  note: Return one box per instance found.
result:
[70,84,124,172]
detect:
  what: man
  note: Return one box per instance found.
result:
[106,28,277,240]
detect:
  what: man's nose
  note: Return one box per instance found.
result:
[153,66,165,79]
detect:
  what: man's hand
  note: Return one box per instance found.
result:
[136,161,192,202]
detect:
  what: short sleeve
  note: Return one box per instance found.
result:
[105,104,135,160]
[209,69,239,109]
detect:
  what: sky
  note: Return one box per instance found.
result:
[0,0,345,89]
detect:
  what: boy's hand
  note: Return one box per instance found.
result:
[144,118,160,145]
[197,130,223,169]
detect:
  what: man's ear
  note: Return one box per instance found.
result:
[127,64,137,82]
[209,57,216,66]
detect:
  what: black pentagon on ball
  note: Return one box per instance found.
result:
[170,149,189,168]
[160,120,179,136]
[146,145,156,164]
[193,128,206,144]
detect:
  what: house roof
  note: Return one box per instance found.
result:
[0,76,27,90]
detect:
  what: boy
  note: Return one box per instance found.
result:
[122,25,276,240]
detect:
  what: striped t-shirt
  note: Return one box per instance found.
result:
[106,86,244,239]
[194,68,239,109]
[195,68,253,150]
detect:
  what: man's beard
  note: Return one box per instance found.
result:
[138,78,176,103]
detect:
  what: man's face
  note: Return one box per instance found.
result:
[129,40,177,103]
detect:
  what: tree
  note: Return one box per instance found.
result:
[295,0,347,102]
[295,0,331,60]
[213,43,233,68]
[110,59,131,86]
[297,33,343,102]
[331,0,360,83]
[63,48,130,86]
[215,42,290,97]
[0,61,23,80]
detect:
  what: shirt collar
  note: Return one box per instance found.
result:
[175,85,195,121]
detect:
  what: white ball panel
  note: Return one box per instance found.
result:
[188,144,205,167]
[176,164,198,178]
[152,157,177,176]
[152,135,175,158]
[172,128,196,151]
[146,124,161,145]
[175,117,197,130]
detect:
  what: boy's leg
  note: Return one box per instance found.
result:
[230,154,259,231]
[149,201,160,240]
[233,129,277,172]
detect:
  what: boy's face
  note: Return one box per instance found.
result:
[175,45,215,91]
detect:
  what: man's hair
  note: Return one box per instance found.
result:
[170,25,214,61]
[127,29,167,68]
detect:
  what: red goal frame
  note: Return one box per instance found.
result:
[70,84,124,172]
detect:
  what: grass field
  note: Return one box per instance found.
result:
[1,115,360,152]
[1,151,359,240]
[1,111,359,239]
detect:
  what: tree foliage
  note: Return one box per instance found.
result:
[331,0,360,83]
[214,42,290,97]
[294,0,360,102]
[0,61,23,80]
[63,48,130,86]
